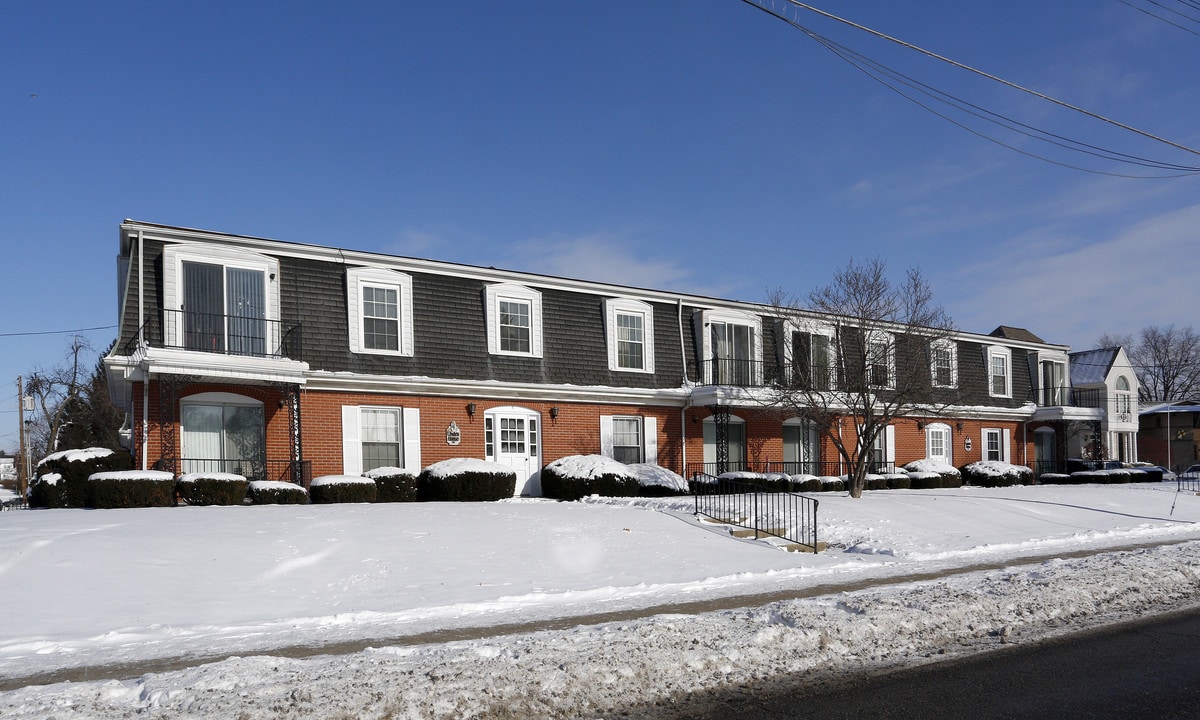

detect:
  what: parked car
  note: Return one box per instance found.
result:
[1156,465,1178,482]
[1179,465,1200,481]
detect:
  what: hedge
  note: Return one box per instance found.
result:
[30,448,133,508]
[248,481,309,505]
[365,467,419,502]
[961,461,1034,488]
[418,459,516,502]
[88,471,176,509]
[541,456,640,501]
[177,472,249,506]
[310,475,378,504]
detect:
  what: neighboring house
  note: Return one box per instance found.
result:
[0,455,15,482]
[103,221,1137,494]
[1023,343,1140,474]
[1138,400,1200,474]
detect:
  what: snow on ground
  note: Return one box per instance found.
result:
[2,482,1200,718]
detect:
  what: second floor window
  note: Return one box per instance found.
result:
[362,285,399,351]
[711,321,754,385]
[867,334,894,389]
[793,331,834,391]
[930,341,957,388]
[988,346,1012,398]
[615,312,645,370]
[499,299,531,353]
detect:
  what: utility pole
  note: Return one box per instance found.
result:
[16,376,27,497]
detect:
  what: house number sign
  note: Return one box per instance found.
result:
[964,437,973,452]
[446,421,462,446]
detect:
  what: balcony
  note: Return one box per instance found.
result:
[128,308,302,361]
[1035,386,1103,408]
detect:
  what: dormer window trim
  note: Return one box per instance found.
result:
[485,283,543,358]
[987,345,1013,398]
[346,267,415,357]
[604,298,655,374]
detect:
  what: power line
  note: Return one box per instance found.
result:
[740,0,1200,176]
[0,324,116,338]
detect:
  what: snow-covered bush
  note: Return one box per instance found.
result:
[1128,466,1162,482]
[1098,468,1132,484]
[87,470,176,509]
[903,459,962,489]
[30,447,132,508]
[248,480,309,505]
[1037,473,1073,485]
[541,455,639,501]
[627,463,688,497]
[365,467,418,502]
[820,476,845,492]
[177,472,248,506]
[886,474,912,490]
[788,474,824,493]
[716,471,795,493]
[865,474,889,491]
[310,475,377,504]
[418,459,515,502]
[961,461,1033,488]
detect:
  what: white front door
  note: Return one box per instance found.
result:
[486,407,541,496]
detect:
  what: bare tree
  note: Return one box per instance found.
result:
[769,258,956,498]
[24,337,93,462]
[1097,325,1200,403]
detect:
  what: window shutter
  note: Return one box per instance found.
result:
[402,408,421,475]
[1002,428,1011,463]
[644,416,658,465]
[599,415,614,457]
[885,425,896,464]
[342,406,362,475]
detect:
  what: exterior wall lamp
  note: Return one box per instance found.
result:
[549,406,560,421]
[466,403,476,418]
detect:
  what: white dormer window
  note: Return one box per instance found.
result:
[930,340,958,389]
[346,267,414,356]
[163,244,280,357]
[604,298,655,373]
[987,345,1012,398]
[485,283,543,358]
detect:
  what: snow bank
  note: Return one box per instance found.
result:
[423,458,511,478]
[629,463,688,492]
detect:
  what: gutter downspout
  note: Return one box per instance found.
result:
[679,299,688,476]
[137,228,149,471]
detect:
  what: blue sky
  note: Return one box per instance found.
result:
[3,1,1199,451]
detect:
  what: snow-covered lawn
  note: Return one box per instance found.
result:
[3,482,1200,718]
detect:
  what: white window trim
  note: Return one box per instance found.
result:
[866,331,896,389]
[599,414,658,465]
[604,298,655,374]
[925,422,953,465]
[162,244,280,349]
[341,405,421,476]
[696,309,763,384]
[346,267,414,357]
[485,283,543,358]
[986,345,1013,398]
[930,339,958,389]
[982,427,1010,463]
[779,319,838,390]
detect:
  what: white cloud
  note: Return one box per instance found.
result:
[497,231,741,298]
[947,202,1200,348]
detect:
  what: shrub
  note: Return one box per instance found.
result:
[418,459,516,502]
[1067,471,1106,484]
[88,470,176,509]
[177,472,248,506]
[31,448,133,508]
[248,481,309,505]
[310,475,378,504]
[865,474,889,491]
[904,459,962,486]
[1038,473,1073,485]
[366,467,418,502]
[1129,467,1163,483]
[788,475,824,493]
[1099,469,1132,484]
[961,461,1033,488]
[886,474,912,490]
[541,455,640,501]
[907,471,942,490]
[820,476,845,492]
[628,464,689,497]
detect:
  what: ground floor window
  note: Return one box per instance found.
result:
[983,428,1009,462]
[181,393,265,478]
[703,415,746,472]
[783,419,820,473]
[361,407,402,472]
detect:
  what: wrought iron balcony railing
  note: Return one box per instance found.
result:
[126,308,302,361]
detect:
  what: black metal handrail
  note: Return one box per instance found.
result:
[694,358,769,387]
[686,460,895,479]
[692,473,819,550]
[1035,386,1103,408]
[125,308,302,361]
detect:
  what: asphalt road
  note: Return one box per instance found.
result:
[627,604,1200,720]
